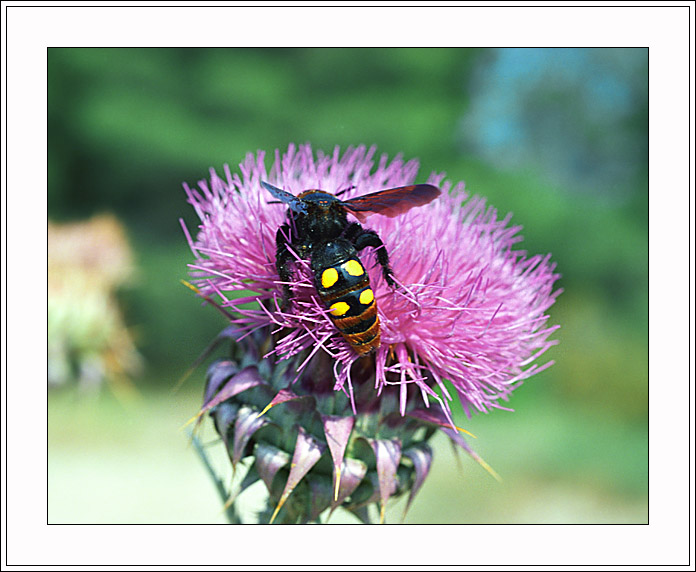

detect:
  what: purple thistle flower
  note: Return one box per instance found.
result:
[183,144,560,523]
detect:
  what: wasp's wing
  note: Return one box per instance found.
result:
[341,184,441,220]
[261,181,308,214]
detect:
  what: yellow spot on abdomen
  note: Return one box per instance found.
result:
[359,288,374,305]
[343,259,364,277]
[329,301,350,316]
[321,267,339,288]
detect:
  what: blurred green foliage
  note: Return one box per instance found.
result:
[48,48,648,522]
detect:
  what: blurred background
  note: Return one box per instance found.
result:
[48,48,648,524]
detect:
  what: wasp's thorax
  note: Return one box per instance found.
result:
[290,190,348,243]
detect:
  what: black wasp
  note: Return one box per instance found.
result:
[262,180,441,356]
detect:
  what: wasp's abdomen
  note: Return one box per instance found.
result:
[313,255,380,356]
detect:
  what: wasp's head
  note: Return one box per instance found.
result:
[296,190,342,212]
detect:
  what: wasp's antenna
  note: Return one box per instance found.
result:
[335,185,356,197]
[261,181,307,214]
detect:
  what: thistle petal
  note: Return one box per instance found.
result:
[348,505,372,524]
[321,414,355,501]
[308,477,334,523]
[270,426,327,524]
[223,464,261,512]
[237,464,261,493]
[330,458,368,511]
[255,442,290,493]
[442,426,476,457]
[187,366,265,428]
[355,472,384,510]
[203,359,238,408]
[368,438,402,524]
[407,408,476,438]
[256,388,308,418]
[232,406,268,468]
[444,427,502,483]
[211,401,239,451]
[402,443,434,518]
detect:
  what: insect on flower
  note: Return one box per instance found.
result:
[262,180,441,356]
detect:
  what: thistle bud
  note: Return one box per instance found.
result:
[184,145,560,523]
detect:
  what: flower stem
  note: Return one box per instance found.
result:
[188,431,241,524]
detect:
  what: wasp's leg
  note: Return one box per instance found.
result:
[275,224,295,307]
[344,223,396,287]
